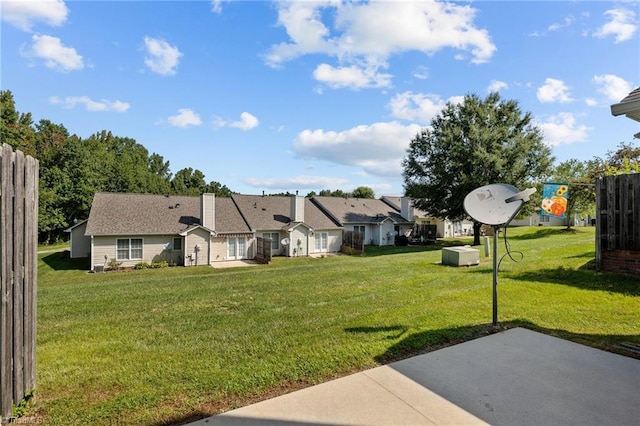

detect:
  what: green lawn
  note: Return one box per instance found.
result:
[32,226,640,425]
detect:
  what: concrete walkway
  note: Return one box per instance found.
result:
[190,328,640,425]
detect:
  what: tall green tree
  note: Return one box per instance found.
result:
[171,167,207,195]
[0,90,36,154]
[351,186,375,199]
[403,92,554,245]
[205,180,234,197]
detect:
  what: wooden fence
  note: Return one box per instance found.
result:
[255,237,272,264]
[596,173,640,274]
[0,144,39,419]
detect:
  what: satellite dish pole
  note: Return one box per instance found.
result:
[464,184,536,327]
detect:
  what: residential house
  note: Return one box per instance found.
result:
[232,194,343,256]
[380,196,472,239]
[65,219,89,258]
[74,192,345,271]
[81,192,252,271]
[310,196,412,246]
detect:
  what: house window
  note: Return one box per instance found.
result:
[354,225,365,234]
[315,232,328,251]
[116,238,143,260]
[173,237,182,251]
[263,232,280,250]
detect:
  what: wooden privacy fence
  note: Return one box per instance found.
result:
[596,173,640,274]
[0,144,38,418]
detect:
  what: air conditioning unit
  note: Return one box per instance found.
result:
[442,246,480,267]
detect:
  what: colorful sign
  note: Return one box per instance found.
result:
[541,183,569,218]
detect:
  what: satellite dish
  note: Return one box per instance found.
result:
[463,184,536,226]
[281,237,290,245]
[463,183,536,327]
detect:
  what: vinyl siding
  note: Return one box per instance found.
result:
[184,228,210,267]
[92,235,183,270]
[69,221,90,258]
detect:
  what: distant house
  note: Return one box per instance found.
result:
[73,192,345,271]
[232,194,343,257]
[311,196,412,246]
[80,193,252,271]
[380,196,472,238]
[65,219,89,258]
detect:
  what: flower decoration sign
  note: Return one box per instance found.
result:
[541,182,569,218]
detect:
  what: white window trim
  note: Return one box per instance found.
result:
[116,238,143,261]
[263,232,280,250]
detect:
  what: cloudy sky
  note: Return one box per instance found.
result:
[2,0,638,196]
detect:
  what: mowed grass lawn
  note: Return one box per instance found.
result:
[33,226,639,425]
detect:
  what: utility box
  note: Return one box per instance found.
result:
[442,246,480,267]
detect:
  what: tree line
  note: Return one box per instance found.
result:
[3,90,637,243]
[1,90,378,243]
[2,90,236,242]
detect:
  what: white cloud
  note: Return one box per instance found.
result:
[548,15,575,32]
[293,121,422,177]
[167,109,202,127]
[24,34,83,72]
[143,36,182,75]
[537,78,573,103]
[244,175,348,190]
[594,8,637,43]
[265,1,496,89]
[412,66,429,80]
[230,112,259,130]
[388,92,448,124]
[487,80,508,93]
[585,98,598,107]
[313,63,392,89]
[49,96,129,112]
[211,0,228,14]
[538,113,590,146]
[592,74,633,102]
[1,0,68,31]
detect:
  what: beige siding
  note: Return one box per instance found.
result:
[91,235,182,270]
[290,227,309,257]
[211,237,226,262]
[184,228,211,266]
[69,221,90,258]
[309,229,342,254]
[327,230,342,252]
[380,221,395,246]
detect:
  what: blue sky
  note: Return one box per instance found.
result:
[2,0,639,197]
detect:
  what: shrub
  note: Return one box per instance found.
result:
[151,261,168,269]
[105,258,122,271]
[134,262,149,270]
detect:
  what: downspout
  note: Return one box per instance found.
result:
[90,235,94,271]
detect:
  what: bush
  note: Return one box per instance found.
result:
[134,262,149,270]
[151,261,168,269]
[105,258,122,271]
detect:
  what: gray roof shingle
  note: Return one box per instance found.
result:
[311,196,411,225]
[84,193,250,236]
[232,194,342,231]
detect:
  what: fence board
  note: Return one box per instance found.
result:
[13,149,25,404]
[597,174,640,272]
[0,144,38,418]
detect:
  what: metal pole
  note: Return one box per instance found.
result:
[492,226,499,326]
